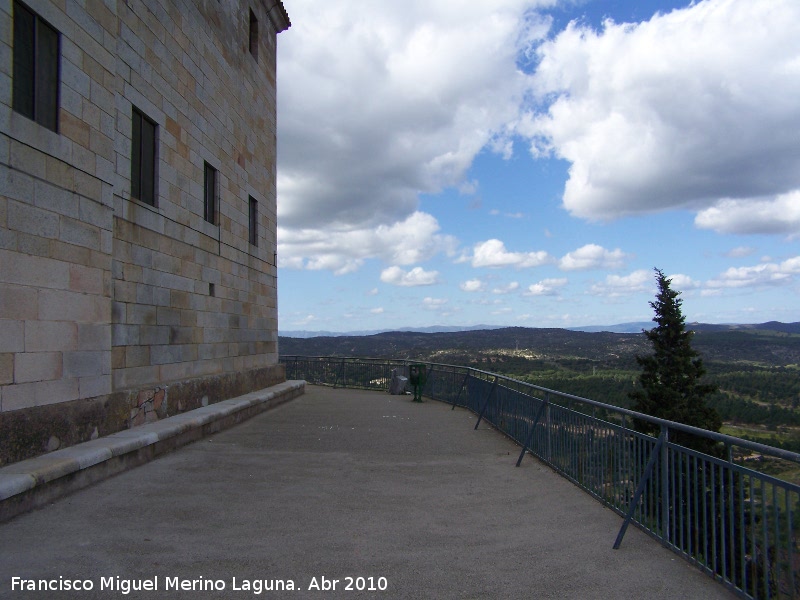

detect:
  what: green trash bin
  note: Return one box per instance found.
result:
[408,363,427,402]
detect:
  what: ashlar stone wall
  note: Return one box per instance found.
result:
[0,0,289,465]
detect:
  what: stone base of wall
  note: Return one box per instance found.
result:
[0,364,285,466]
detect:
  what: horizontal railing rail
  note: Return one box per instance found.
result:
[281,356,800,600]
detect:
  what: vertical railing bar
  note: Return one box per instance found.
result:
[773,484,779,599]
[749,476,756,599]
[474,376,498,430]
[516,393,549,467]
[762,481,768,600]
[720,460,728,584]
[738,472,746,595]
[703,458,709,570]
[451,372,470,410]
[711,464,718,581]
[661,427,670,542]
[789,489,796,600]
[693,454,700,562]
[614,429,665,549]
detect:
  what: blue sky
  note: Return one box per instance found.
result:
[276,0,800,333]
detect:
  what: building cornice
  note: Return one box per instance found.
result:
[263,1,291,33]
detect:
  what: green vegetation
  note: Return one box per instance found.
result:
[279,321,800,432]
[628,269,720,452]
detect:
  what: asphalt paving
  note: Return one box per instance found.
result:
[0,385,736,599]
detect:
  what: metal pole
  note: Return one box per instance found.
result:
[516,395,549,467]
[474,376,499,430]
[661,426,669,541]
[452,372,470,410]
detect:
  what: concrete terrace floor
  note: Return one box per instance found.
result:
[0,386,736,600]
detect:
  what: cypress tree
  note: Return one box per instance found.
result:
[629,268,721,451]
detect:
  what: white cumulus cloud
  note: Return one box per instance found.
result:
[590,270,653,297]
[706,256,800,289]
[695,192,800,235]
[492,282,520,294]
[380,266,440,287]
[460,279,485,292]
[469,239,553,268]
[277,0,553,271]
[522,0,800,229]
[558,244,628,271]
[278,212,457,275]
[525,278,567,296]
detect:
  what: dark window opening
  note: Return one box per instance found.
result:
[131,107,157,206]
[249,9,259,61]
[204,162,217,224]
[13,1,60,131]
[249,196,258,247]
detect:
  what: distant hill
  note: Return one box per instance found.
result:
[279,324,504,338]
[281,321,800,338]
[279,322,800,367]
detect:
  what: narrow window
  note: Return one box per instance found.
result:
[204,162,217,224]
[248,196,258,246]
[13,1,60,132]
[249,9,259,61]
[131,107,157,206]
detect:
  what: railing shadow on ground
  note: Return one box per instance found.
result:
[281,356,800,600]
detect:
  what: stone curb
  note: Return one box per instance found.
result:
[0,380,305,522]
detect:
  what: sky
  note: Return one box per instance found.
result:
[275,0,800,333]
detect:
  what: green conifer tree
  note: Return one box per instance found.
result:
[629,268,721,451]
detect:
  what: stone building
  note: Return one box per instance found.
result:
[0,0,290,464]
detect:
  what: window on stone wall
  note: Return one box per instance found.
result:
[131,107,157,206]
[249,196,258,247]
[13,1,60,132]
[249,9,259,61]
[204,162,217,224]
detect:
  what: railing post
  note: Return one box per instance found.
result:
[474,376,499,430]
[333,358,345,388]
[451,372,470,410]
[614,428,666,549]
[661,425,669,541]
[516,393,549,467]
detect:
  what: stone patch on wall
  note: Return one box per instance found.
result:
[130,387,167,426]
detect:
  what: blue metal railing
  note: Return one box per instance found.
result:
[280,356,800,600]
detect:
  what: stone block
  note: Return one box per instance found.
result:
[0,249,70,289]
[59,216,101,250]
[0,284,38,320]
[124,345,150,368]
[150,345,181,365]
[69,264,106,295]
[0,353,13,386]
[33,179,79,219]
[7,201,59,239]
[0,319,24,353]
[111,346,125,370]
[77,323,110,350]
[39,289,110,323]
[33,378,80,407]
[79,374,112,399]
[126,304,157,325]
[15,352,62,383]
[156,307,180,326]
[24,320,78,352]
[111,323,139,346]
[113,365,159,390]
[139,325,169,346]
[16,232,51,257]
[9,138,46,178]
[63,351,108,378]
[0,381,37,411]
